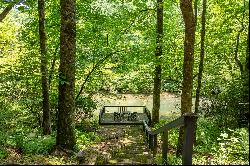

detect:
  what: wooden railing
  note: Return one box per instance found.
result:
[142,112,197,165]
[98,106,197,165]
[99,106,152,125]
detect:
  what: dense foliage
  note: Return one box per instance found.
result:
[0,0,249,164]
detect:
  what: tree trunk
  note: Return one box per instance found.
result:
[176,0,196,156]
[194,0,198,26]
[234,29,244,74]
[38,0,51,135]
[0,0,20,22]
[56,0,76,150]
[194,0,207,145]
[246,25,249,72]
[152,0,163,127]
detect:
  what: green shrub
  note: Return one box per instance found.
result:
[75,118,99,132]
[201,76,249,129]
[154,119,179,149]
[216,128,249,162]
[23,135,56,155]
[13,132,56,155]
[75,96,97,122]
[0,147,8,160]
[155,153,182,165]
[195,117,221,153]
[76,130,101,149]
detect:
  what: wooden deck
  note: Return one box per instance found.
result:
[99,112,149,125]
[99,106,151,125]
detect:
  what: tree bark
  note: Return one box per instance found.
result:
[246,25,249,71]
[234,29,244,74]
[0,0,20,22]
[194,0,207,145]
[152,0,163,127]
[176,0,196,156]
[38,0,51,135]
[194,0,198,26]
[56,0,76,150]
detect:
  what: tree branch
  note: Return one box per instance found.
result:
[234,29,244,74]
[75,7,152,100]
[75,49,125,101]
[0,0,21,22]
[48,44,60,86]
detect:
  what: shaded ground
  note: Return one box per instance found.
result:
[82,125,154,165]
[0,125,154,165]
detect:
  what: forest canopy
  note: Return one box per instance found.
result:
[0,0,249,165]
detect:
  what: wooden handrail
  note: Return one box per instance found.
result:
[98,106,197,165]
[142,112,197,165]
[104,105,146,107]
[143,116,184,135]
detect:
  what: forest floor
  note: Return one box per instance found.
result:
[81,125,154,165]
[1,125,155,165]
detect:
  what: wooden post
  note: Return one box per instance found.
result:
[153,134,157,156]
[182,113,197,165]
[149,134,153,150]
[162,130,168,165]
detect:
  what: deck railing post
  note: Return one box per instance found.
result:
[182,113,197,165]
[162,130,168,165]
[149,134,153,150]
[145,130,149,143]
[153,134,157,156]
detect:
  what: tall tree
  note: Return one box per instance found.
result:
[152,0,163,126]
[0,0,21,22]
[38,0,51,135]
[56,0,76,150]
[176,0,196,156]
[194,0,207,144]
[246,25,249,72]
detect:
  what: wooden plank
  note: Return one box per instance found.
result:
[152,116,184,135]
[105,106,145,107]
[149,134,153,150]
[162,130,168,165]
[153,134,157,156]
[100,113,149,124]
[99,121,144,125]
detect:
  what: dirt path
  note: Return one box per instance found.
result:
[82,125,154,165]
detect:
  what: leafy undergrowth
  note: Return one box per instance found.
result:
[0,123,154,165]
[153,116,249,165]
[0,130,95,165]
[0,108,248,165]
[0,120,101,165]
